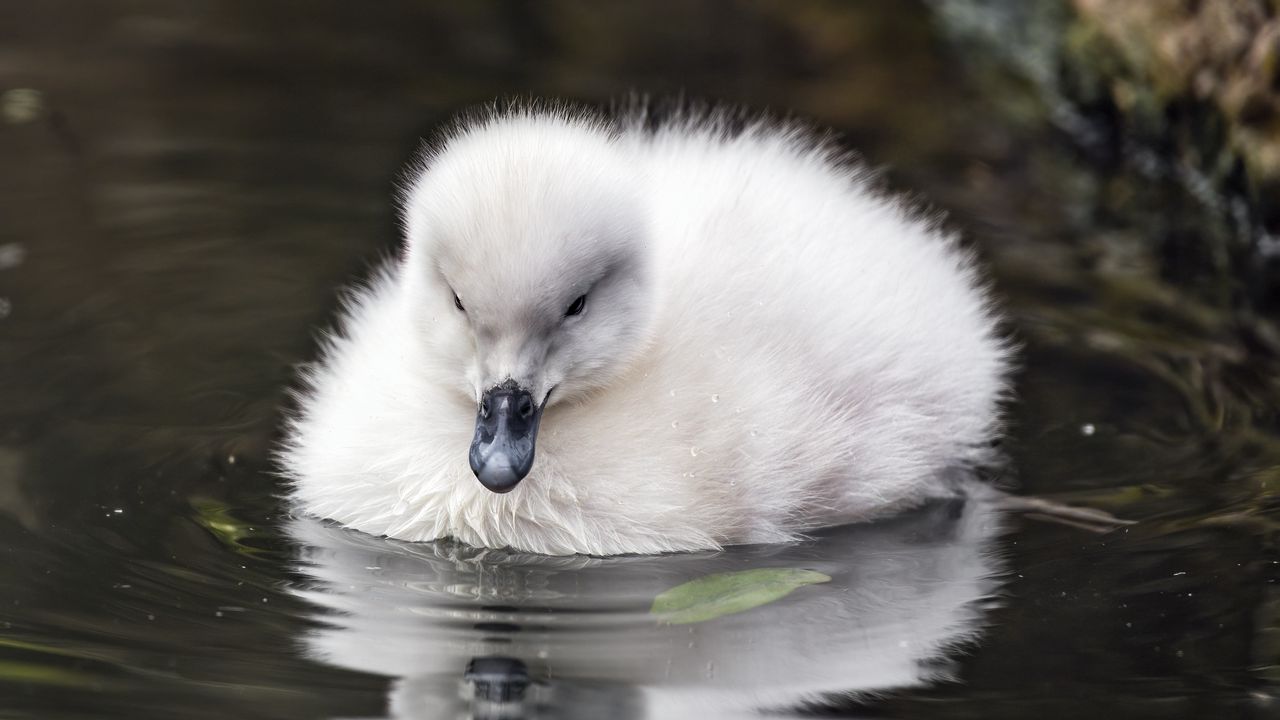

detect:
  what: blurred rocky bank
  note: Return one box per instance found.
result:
[935,0,1280,314]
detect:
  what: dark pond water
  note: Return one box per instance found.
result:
[2,2,1278,718]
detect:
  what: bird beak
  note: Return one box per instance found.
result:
[468,379,544,493]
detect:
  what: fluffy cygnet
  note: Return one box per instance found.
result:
[279,102,1011,556]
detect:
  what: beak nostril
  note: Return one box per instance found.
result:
[479,397,491,419]
[517,394,534,419]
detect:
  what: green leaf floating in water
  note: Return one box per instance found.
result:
[650,568,831,625]
[190,497,267,556]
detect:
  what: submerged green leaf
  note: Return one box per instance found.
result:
[190,497,267,556]
[650,568,831,625]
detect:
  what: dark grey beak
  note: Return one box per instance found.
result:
[468,379,543,493]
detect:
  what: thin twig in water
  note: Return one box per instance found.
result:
[1000,495,1137,533]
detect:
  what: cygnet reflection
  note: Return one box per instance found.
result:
[286,484,1007,719]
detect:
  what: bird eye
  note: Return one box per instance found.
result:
[565,294,587,317]
[453,292,465,312]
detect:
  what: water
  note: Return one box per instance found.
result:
[2,2,1278,718]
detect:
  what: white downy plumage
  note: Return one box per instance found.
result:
[279,101,1012,556]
